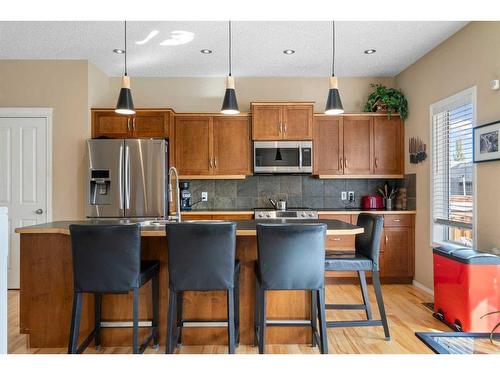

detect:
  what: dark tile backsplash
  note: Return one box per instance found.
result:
[182,173,416,210]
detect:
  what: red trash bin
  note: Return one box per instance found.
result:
[433,244,500,332]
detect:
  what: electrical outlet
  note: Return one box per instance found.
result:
[201,192,208,202]
[348,191,355,202]
[341,191,347,200]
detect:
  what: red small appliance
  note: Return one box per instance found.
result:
[433,244,500,332]
[361,195,383,209]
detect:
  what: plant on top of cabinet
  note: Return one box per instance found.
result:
[251,102,313,140]
[363,84,408,120]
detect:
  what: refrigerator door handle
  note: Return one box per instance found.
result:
[125,145,131,210]
[118,144,124,210]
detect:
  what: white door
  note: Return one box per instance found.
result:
[0,116,49,289]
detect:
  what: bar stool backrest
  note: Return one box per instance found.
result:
[256,223,326,290]
[69,224,141,293]
[355,214,384,271]
[166,222,237,291]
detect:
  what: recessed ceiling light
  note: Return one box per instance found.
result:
[283,49,295,55]
[113,48,125,54]
[364,49,376,54]
[200,49,212,54]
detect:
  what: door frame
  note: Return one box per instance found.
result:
[0,107,53,222]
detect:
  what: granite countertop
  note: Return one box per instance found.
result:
[183,208,416,214]
[15,219,363,237]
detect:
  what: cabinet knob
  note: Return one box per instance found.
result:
[375,157,378,168]
[35,209,43,215]
[393,219,400,222]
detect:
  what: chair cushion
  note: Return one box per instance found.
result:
[139,260,160,287]
[325,252,373,271]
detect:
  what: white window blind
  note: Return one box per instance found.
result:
[431,88,475,247]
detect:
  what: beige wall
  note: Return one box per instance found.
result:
[98,76,396,113]
[0,60,90,220]
[396,21,500,289]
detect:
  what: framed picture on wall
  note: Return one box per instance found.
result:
[473,120,500,163]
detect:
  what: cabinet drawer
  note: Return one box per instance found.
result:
[384,214,412,227]
[326,235,355,251]
[181,214,213,220]
[212,214,253,221]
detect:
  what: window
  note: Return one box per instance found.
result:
[431,87,475,247]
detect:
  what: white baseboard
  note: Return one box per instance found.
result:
[412,279,434,297]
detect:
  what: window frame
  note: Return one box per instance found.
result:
[429,86,477,248]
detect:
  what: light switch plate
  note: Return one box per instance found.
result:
[341,191,347,200]
[201,192,208,202]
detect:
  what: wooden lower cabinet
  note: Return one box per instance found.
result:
[319,213,414,283]
[380,226,414,279]
[181,213,254,221]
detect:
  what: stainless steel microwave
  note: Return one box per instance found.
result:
[253,141,313,173]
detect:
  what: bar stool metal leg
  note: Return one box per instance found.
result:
[358,271,373,320]
[234,271,240,346]
[258,287,266,354]
[372,271,390,340]
[152,273,160,348]
[68,292,83,354]
[311,290,318,347]
[176,291,183,347]
[253,279,260,347]
[227,288,236,354]
[132,288,139,354]
[316,288,328,354]
[94,293,102,350]
[166,288,177,354]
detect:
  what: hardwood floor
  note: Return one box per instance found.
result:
[8,284,448,354]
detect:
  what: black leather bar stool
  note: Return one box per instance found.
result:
[323,213,390,339]
[255,223,328,354]
[68,224,160,354]
[165,222,240,354]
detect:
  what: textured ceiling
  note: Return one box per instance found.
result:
[0,21,467,77]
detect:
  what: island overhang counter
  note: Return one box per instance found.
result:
[15,219,363,349]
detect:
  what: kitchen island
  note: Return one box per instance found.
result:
[15,219,362,349]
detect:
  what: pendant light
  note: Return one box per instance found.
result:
[115,21,135,115]
[221,21,239,115]
[325,21,344,115]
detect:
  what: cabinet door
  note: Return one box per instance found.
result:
[282,104,313,140]
[342,116,373,175]
[380,227,413,278]
[92,111,131,138]
[373,116,403,175]
[252,105,282,140]
[174,116,213,176]
[213,116,251,175]
[132,110,170,138]
[313,116,343,175]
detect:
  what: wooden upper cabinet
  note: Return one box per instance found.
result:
[132,110,170,138]
[91,109,171,139]
[92,110,131,138]
[174,116,212,176]
[252,104,282,140]
[313,116,343,175]
[251,103,313,140]
[213,116,251,175]
[282,105,313,140]
[373,116,403,175]
[342,116,374,175]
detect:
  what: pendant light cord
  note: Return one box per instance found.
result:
[331,20,335,77]
[124,20,128,77]
[228,20,232,77]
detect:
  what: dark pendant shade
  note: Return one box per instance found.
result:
[325,88,344,115]
[221,88,239,115]
[115,87,135,115]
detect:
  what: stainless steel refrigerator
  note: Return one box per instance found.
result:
[86,139,168,218]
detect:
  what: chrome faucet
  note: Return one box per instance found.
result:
[167,167,181,222]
